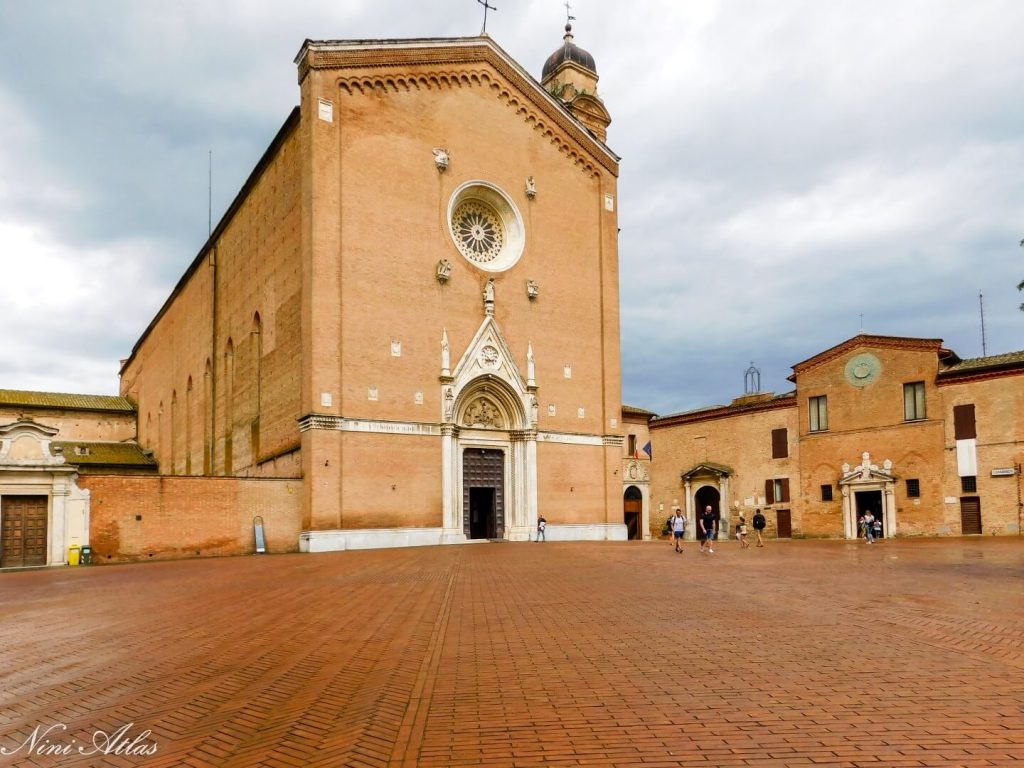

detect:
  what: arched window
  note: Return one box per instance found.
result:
[170,390,178,475]
[203,359,213,474]
[224,339,235,475]
[250,313,262,465]
[185,376,194,475]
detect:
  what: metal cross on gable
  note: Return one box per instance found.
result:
[477,0,497,34]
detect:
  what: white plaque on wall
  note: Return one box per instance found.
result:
[318,99,334,123]
[320,392,333,407]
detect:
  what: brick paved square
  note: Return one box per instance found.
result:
[1,539,1022,767]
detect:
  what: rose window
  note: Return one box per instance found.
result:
[447,181,525,273]
[453,202,504,263]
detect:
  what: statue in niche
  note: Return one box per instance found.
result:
[483,278,495,304]
[444,387,454,420]
[441,329,450,373]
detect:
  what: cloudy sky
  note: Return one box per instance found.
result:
[1,1,1021,415]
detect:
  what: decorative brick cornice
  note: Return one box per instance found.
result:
[936,365,1024,386]
[298,414,344,432]
[651,393,796,430]
[296,38,618,177]
[603,434,625,447]
[789,335,943,379]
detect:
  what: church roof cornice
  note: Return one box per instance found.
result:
[650,392,796,429]
[787,334,944,381]
[0,389,135,414]
[295,36,619,176]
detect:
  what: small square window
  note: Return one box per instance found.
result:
[820,484,833,502]
[906,479,920,498]
[961,476,977,493]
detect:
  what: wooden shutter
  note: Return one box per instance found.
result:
[771,428,788,459]
[781,478,790,502]
[953,404,976,440]
[765,479,775,505]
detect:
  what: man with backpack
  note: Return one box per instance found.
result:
[752,508,767,547]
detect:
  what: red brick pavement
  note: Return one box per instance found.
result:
[0,538,1022,767]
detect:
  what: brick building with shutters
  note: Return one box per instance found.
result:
[647,335,1024,540]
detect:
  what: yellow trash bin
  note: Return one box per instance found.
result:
[67,545,81,566]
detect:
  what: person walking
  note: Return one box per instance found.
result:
[536,515,546,542]
[699,505,717,553]
[670,509,687,553]
[752,508,766,547]
[864,511,875,544]
[736,513,750,549]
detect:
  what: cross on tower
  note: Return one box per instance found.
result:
[564,0,575,23]
[477,0,497,34]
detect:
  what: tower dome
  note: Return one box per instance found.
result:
[541,23,596,81]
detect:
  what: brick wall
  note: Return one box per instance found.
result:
[82,475,303,563]
[0,407,136,442]
[650,399,797,538]
[120,121,303,479]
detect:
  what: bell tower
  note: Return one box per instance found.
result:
[540,23,611,141]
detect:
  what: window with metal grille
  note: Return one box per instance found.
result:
[904,381,926,421]
[906,479,920,498]
[821,484,833,501]
[809,395,828,432]
[961,475,977,493]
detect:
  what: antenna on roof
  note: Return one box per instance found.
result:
[208,150,212,238]
[476,0,497,35]
[744,362,761,395]
[858,313,864,334]
[979,292,987,356]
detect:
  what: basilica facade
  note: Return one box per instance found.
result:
[116,28,626,552]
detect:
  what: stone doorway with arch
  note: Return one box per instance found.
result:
[694,485,721,539]
[441,311,538,544]
[623,486,642,540]
[622,458,650,540]
[839,452,897,539]
[680,462,733,541]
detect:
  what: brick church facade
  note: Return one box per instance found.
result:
[114,30,626,554]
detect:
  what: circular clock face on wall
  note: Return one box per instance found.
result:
[844,353,882,387]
